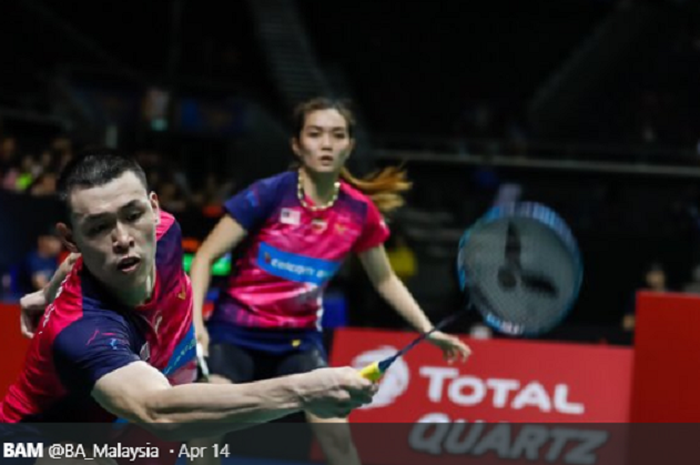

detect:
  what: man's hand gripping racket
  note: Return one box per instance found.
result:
[359,202,583,382]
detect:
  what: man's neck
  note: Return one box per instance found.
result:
[108,263,157,308]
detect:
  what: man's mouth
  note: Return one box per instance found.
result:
[117,256,141,273]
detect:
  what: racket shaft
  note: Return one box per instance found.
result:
[359,311,463,380]
[394,328,436,358]
[196,343,210,381]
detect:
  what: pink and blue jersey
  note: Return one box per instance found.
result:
[208,170,389,353]
[0,211,196,423]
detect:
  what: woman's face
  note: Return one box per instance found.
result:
[292,109,354,175]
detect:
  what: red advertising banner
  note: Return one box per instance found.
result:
[631,291,700,422]
[0,303,30,397]
[331,328,633,423]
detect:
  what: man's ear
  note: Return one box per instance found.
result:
[56,222,79,253]
[149,192,160,224]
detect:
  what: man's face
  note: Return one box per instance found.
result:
[63,171,159,295]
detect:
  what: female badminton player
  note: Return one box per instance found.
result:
[189,97,471,465]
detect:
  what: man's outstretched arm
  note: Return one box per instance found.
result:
[92,361,375,441]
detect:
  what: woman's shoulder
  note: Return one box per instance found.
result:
[339,180,371,204]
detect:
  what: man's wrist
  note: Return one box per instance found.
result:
[286,372,313,410]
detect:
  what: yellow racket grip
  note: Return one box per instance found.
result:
[359,361,384,382]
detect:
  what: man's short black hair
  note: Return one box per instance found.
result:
[57,147,148,217]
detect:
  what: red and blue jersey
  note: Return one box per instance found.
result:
[0,211,196,423]
[207,170,389,353]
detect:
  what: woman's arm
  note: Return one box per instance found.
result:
[358,245,432,332]
[190,215,248,351]
[358,245,471,362]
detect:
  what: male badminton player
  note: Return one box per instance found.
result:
[0,150,377,440]
[189,97,471,465]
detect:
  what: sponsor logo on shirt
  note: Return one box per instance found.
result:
[311,218,327,233]
[257,242,341,285]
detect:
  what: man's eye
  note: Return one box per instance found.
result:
[89,224,109,236]
[127,211,144,222]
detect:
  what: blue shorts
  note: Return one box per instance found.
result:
[207,321,326,356]
[207,340,328,383]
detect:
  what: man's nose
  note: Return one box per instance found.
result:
[112,222,134,253]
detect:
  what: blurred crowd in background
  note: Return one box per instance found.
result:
[0,135,235,212]
[3,0,700,346]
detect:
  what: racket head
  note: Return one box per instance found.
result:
[457,202,583,337]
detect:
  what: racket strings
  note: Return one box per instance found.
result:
[459,213,582,336]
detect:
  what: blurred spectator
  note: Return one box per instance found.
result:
[28,172,57,196]
[53,137,74,172]
[644,262,668,292]
[0,138,235,217]
[158,180,188,213]
[141,87,170,131]
[1,137,19,190]
[193,172,235,208]
[0,136,18,170]
[170,163,195,204]
[135,150,163,175]
[51,137,72,155]
[38,150,53,173]
[147,170,162,191]
[16,155,43,192]
[622,262,668,332]
[22,229,63,293]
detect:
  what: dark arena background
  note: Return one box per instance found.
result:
[2,0,700,463]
